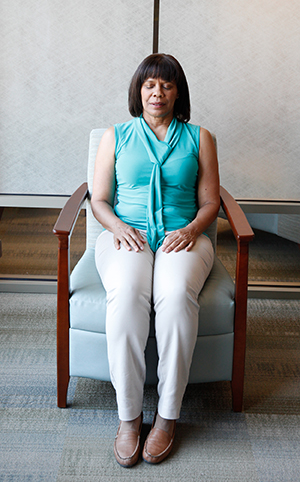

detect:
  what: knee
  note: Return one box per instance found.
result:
[106,304,149,350]
[107,275,151,306]
[105,283,151,343]
[155,280,197,311]
[154,282,200,338]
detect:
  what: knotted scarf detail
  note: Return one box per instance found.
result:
[135,117,183,251]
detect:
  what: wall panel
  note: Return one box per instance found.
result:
[0,0,153,195]
[160,0,300,200]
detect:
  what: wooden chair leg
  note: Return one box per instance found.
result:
[231,303,246,412]
[56,234,70,408]
[231,241,250,412]
[57,302,70,408]
[57,366,70,408]
[231,373,244,412]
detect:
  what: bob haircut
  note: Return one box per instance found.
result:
[128,54,190,123]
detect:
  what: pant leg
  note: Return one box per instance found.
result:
[153,234,214,420]
[95,230,154,421]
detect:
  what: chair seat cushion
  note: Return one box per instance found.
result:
[70,248,235,337]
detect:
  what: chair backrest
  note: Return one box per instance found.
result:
[86,128,217,250]
[86,129,106,249]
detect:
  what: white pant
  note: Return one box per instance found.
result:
[95,230,214,421]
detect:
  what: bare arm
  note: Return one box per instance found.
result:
[91,127,146,251]
[162,127,220,253]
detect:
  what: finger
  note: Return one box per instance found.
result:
[113,236,121,250]
[120,236,133,251]
[134,228,146,241]
[132,232,146,250]
[164,237,186,253]
[131,228,148,250]
[124,234,143,252]
[138,235,147,246]
[161,238,173,252]
[162,234,177,250]
[174,240,190,252]
[185,241,195,252]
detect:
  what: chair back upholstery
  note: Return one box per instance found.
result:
[86,128,217,250]
[86,129,106,249]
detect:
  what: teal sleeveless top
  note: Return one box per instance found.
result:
[114,116,200,252]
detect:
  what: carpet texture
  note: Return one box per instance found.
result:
[0,293,299,481]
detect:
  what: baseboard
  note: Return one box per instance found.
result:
[0,275,57,294]
[248,281,300,300]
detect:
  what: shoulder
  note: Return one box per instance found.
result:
[200,127,213,141]
[100,119,134,151]
[114,118,137,156]
[183,121,200,136]
[179,121,200,152]
[101,126,115,143]
[96,126,116,157]
[114,118,136,137]
[200,127,217,153]
[198,128,218,172]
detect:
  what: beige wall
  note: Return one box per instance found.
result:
[160,0,300,200]
[0,0,153,195]
[1,0,299,200]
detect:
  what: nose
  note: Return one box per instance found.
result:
[153,83,163,97]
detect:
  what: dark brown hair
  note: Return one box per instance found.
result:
[128,54,190,123]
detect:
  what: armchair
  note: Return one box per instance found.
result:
[53,129,254,412]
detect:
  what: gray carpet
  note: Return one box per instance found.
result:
[0,293,300,481]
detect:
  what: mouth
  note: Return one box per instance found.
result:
[151,102,165,107]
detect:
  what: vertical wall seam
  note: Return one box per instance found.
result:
[153,0,160,53]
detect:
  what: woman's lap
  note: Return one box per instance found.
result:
[95,229,213,300]
[95,229,214,420]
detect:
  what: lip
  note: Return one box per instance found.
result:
[151,102,165,107]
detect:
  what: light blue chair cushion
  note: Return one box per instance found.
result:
[70,326,234,383]
[69,249,235,383]
[70,248,235,337]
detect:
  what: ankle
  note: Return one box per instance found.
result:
[154,413,175,437]
[120,414,142,433]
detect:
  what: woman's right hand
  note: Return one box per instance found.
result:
[113,222,146,252]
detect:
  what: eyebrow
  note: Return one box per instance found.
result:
[144,78,175,83]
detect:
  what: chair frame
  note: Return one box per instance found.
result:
[53,184,254,411]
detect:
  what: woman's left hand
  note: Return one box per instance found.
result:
[161,227,199,253]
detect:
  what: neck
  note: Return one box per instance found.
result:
[142,111,174,141]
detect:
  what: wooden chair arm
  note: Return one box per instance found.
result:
[220,186,254,244]
[220,186,254,412]
[53,182,89,237]
[53,181,88,408]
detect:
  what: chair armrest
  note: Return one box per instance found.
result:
[220,186,254,412]
[53,182,88,408]
[220,186,254,244]
[53,182,88,238]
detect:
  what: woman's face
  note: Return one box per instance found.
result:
[140,77,178,121]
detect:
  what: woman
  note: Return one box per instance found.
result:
[91,53,220,467]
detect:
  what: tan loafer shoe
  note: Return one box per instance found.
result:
[114,414,143,468]
[142,415,176,464]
